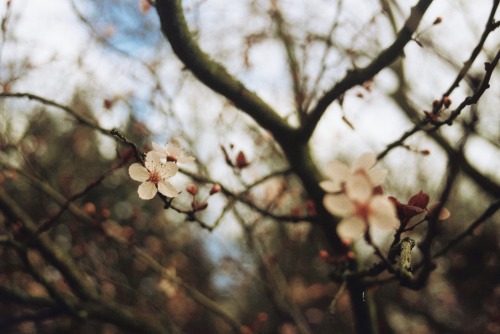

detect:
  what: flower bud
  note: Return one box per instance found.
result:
[443,96,451,108]
[83,202,96,216]
[319,249,329,262]
[209,184,221,195]
[186,184,198,196]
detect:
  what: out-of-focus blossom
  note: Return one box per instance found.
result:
[129,151,178,200]
[324,170,398,240]
[320,153,387,193]
[427,202,451,220]
[152,142,195,164]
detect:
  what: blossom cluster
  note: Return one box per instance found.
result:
[320,153,398,240]
[129,143,195,200]
[320,153,450,241]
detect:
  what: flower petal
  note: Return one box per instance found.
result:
[152,142,167,155]
[129,164,150,182]
[138,182,157,200]
[320,180,341,193]
[158,161,178,179]
[158,180,178,197]
[408,191,429,209]
[337,217,365,240]
[369,196,399,229]
[167,145,181,157]
[353,153,376,172]
[324,161,350,185]
[368,168,387,186]
[346,172,372,202]
[324,194,355,216]
[145,151,162,171]
[178,156,196,164]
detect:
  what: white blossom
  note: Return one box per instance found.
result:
[323,163,398,240]
[320,153,387,193]
[129,151,178,200]
[152,142,195,164]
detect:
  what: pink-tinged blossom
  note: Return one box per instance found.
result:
[320,153,387,193]
[152,142,195,164]
[324,171,398,240]
[129,152,178,200]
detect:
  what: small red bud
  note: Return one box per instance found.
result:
[443,96,451,108]
[83,202,96,216]
[186,184,198,196]
[257,312,268,322]
[342,239,353,249]
[319,249,329,261]
[433,17,442,25]
[209,184,221,195]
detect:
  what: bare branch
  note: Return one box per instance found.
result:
[302,0,434,141]
[432,199,500,259]
[155,0,295,141]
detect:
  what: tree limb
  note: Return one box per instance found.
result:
[155,0,295,142]
[302,0,434,141]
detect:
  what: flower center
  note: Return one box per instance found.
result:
[148,171,161,184]
[354,202,371,221]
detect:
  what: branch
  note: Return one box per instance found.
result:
[0,187,99,301]
[0,93,148,163]
[405,109,476,290]
[34,152,132,235]
[182,168,316,223]
[155,0,295,141]
[302,0,434,141]
[235,209,313,334]
[1,168,239,333]
[432,199,500,259]
[0,92,108,135]
[270,0,306,117]
[441,0,499,98]
[133,247,244,333]
[381,59,500,197]
[377,0,500,160]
